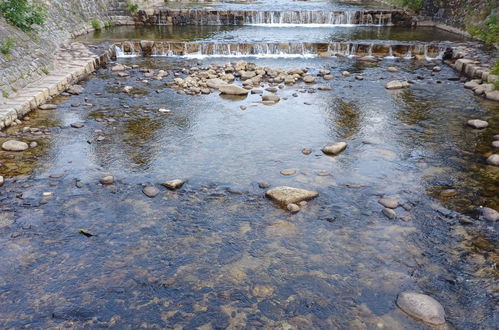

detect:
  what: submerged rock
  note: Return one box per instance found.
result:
[206,78,229,89]
[67,85,84,95]
[396,292,446,325]
[467,119,488,129]
[162,179,185,190]
[287,203,301,213]
[280,169,297,176]
[303,75,316,83]
[387,67,398,72]
[262,94,280,103]
[322,142,347,155]
[266,186,319,205]
[382,208,396,219]
[219,84,249,95]
[2,140,29,151]
[143,185,160,198]
[99,176,114,185]
[378,198,399,209]
[39,104,57,110]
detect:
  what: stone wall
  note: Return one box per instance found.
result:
[0,0,160,104]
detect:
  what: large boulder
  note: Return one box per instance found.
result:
[2,140,29,151]
[485,90,499,102]
[219,84,249,95]
[206,78,229,89]
[396,292,445,325]
[266,186,319,205]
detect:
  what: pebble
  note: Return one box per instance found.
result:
[143,185,160,198]
[280,169,297,176]
[302,148,312,155]
[258,183,270,189]
[486,154,499,166]
[387,67,398,72]
[266,186,319,205]
[158,108,171,113]
[396,292,445,325]
[355,75,364,80]
[0,176,3,187]
[467,119,488,129]
[2,140,29,151]
[492,141,499,148]
[382,208,396,219]
[481,207,499,221]
[287,203,301,213]
[70,123,85,129]
[378,198,399,209]
[42,192,53,197]
[341,71,351,77]
[100,176,114,185]
[29,142,38,148]
[240,105,247,110]
[162,179,185,190]
[39,104,57,110]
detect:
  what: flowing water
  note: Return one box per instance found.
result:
[0,2,498,329]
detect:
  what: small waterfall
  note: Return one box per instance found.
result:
[114,41,447,60]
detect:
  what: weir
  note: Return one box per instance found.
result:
[134,9,409,26]
[115,40,447,59]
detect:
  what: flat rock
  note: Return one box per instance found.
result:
[280,169,297,176]
[67,85,84,95]
[322,142,347,155]
[2,140,29,151]
[303,75,315,83]
[162,179,185,190]
[266,186,319,205]
[111,64,126,72]
[206,78,229,89]
[382,208,396,219]
[481,207,499,221]
[39,104,57,110]
[70,122,84,129]
[467,119,488,129]
[262,94,280,102]
[396,292,446,325]
[302,148,312,155]
[379,198,399,209]
[219,84,249,95]
[100,176,114,185]
[485,90,499,102]
[387,67,398,72]
[486,154,499,166]
[386,80,410,89]
[464,80,480,89]
[143,186,160,198]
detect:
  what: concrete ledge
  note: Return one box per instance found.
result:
[0,43,115,130]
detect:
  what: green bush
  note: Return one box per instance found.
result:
[126,1,139,14]
[468,14,498,45]
[91,19,101,30]
[2,91,9,99]
[0,37,14,56]
[0,0,46,32]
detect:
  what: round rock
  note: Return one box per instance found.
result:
[143,185,160,198]
[378,198,399,209]
[266,186,319,205]
[486,154,499,166]
[382,208,397,219]
[481,207,499,221]
[162,179,185,190]
[396,292,446,325]
[2,140,29,151]
[100,176,114,185]
[322,142,347,155]
[467,119,488,129]
[287,203,301,213]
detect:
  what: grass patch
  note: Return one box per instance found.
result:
[41,67,49,75]
[468,14,498,45]
[0,0,46,32]
[0,37,14,57]
[91,19,102,30]
[126,1,139,14]
[2,91,9,99]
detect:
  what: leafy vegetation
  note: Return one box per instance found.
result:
[41,67,49,75]
[126,1,139,14]
[0,0,46,32]
[2,91,9,99]
[0,37,14,56]
[386,0,424,11]
[468,14,499,45]
[91,19,101,30]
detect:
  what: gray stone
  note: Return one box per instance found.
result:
[382,208,396,219]
[70,122,84,129]
[486,154,499,166]
[322,142,347,155]
[464,79,480,89]
[386,80,409,89]
[387,66,398,72]
[485,90,499,102]
[302,148,312,155]
[67,85,84,95]
[287,203,301,213]
[280,169,297,176]
[467,119,488,129]
[492,140,499,148]
[303,75,316,83]
[432,66,441,72]
[29,141,38,148]
[100,176,114,185]
[396,292,446,325]
[39,104,57,110]
[143,185,160,198]
[262,94,280,103]
[162,179,185,190]
[2,140,29,151]
[341,71,351,77]
[266,186,319,205]
[206,78,229,89]
[111,64,126,72]
[0,175,3,187]
[473,83,494,95]
[481,207,499,221]
[379,198,399,209]
[219,84,249,95]
[123,86,133,93]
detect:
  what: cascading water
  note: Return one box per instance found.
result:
[115,41,448,60]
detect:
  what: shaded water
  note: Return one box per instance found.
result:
[0,55,497,328]
[81,25,472,43]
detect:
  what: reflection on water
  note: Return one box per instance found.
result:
[0,56,497,328]
[79,25,472,43]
